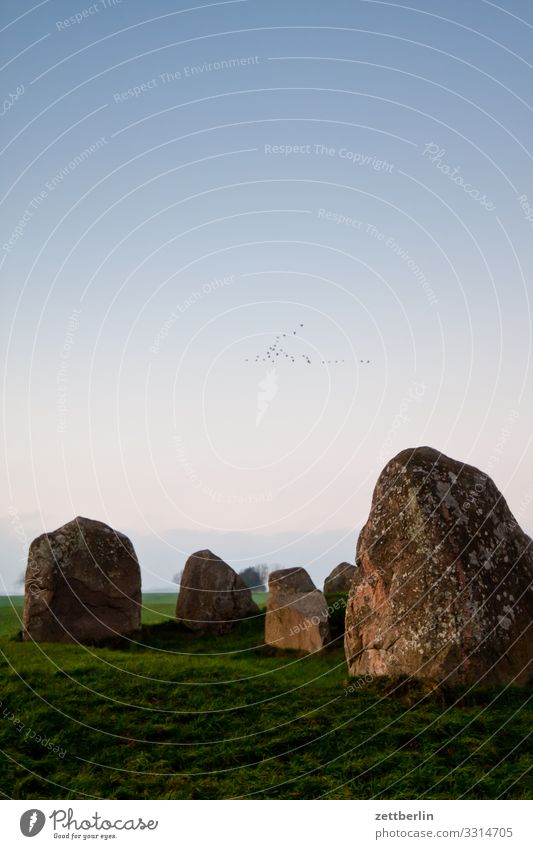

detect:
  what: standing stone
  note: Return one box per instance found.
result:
[324,562,356,594]
[23,517,142,644]
[345,447,533,686]
[265,567,330,653]
[176,550,259,633]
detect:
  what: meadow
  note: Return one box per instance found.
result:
[0,594,530,800]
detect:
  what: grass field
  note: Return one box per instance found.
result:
[0,593,531,800]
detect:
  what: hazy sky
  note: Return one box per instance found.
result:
[1,0,532,592]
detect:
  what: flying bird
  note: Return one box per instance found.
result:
[244,323,370,367]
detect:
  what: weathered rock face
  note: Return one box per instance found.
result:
[265,567,330,653]
[324,562,356,595]
[345,447,533,687]
[23,517,142,644]
[268,567,316,600]
[176,550,259,633]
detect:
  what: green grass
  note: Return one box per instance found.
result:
[0,594,531,800]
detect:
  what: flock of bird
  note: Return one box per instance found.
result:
[244,324,371,366]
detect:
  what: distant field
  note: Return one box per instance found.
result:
[0,594,23,607]
[0,594,531,800]
[0,596,24,640]
[0,592,268,632]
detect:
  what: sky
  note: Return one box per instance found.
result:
[1,0,532,592]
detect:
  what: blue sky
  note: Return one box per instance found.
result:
[1,0,532,592]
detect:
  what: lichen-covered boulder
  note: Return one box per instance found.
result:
[176,550,259,633]
[23,517,141,644]
[345,447,533,686]
[324,562,356,594]
[265,567,330,653]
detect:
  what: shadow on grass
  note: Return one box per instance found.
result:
[344,673,533,709]
[137,612,268,655]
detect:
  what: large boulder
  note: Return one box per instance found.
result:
[265,567,330,653]
[324,562,356,594]
[176,550,259,633]
[23,517,141,644]
[345,447,533,687]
